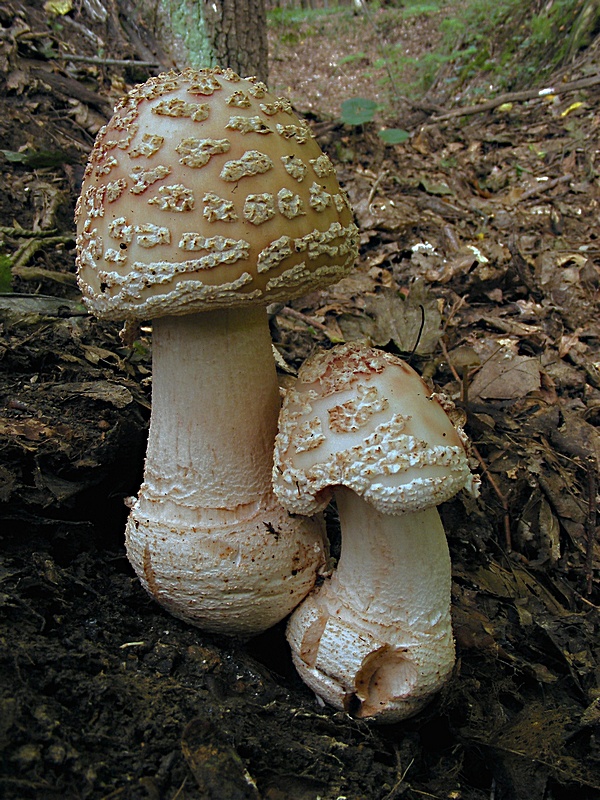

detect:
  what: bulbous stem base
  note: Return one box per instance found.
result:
[126,307,326,635]
[287,487,455,720]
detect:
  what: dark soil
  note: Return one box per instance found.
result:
[1,2,600,799]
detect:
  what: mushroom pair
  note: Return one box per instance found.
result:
[273,343,479,721]
[76,68,477,721]
[75,68,358,635]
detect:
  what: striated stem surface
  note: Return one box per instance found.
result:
[126,306,326,635]
[287,486,455,720]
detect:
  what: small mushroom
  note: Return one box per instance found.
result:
[273,343,479,720]
[75,68,359,635]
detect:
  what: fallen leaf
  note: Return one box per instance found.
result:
[337,282,443,355]
[47,381,134,409]
[470,345,542,401]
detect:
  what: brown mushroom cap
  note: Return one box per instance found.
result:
[75,67,359,321]
[274,343,477,516]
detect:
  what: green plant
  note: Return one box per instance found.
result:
[340,97,409,145]
[268,4,354,41]
[399,1,443,16]
[433,0,592,90]
[338,52,368,66]
[270,0,597,130]
[378,128,410,145]
[340,97,379,126]
[364,0,595,106]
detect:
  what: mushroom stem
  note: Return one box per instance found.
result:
[146,307,279,513]
[126,306,326,635]
[286,486,455,721]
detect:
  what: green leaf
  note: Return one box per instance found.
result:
[340,97,378,126]
[378,128,410,144]
[338,52,367,65]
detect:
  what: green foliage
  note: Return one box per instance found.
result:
[378,128,410,144]
[363,0,596,104]
[272,0,597,139]
[399,1,443,16]
[1,148,75,168]
[338,52,368,66]
[340,97,409,146]
[268,4,354,41]
[268,5,359,63]
[340,97,379,126]
[268,5,341,27]
[431,0,592,90]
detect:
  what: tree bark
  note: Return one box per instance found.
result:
[129,0,268,82]
[205,0,268,82]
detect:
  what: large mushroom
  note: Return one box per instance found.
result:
[75,67,359,635]
[273,343,479,720]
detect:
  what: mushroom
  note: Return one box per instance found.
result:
[75,67,359,635]
[273,343,479,720]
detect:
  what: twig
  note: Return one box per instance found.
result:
[428,73,600,122]
[30,67,113,114]
[381,756,414,800]
[577,592,600,610]
[514,173,573,203]
[367,169,388,212]
[53,53,161,68]
[585,455,598,596]
[276,306,343,342]
[442,295,468,331]
[11,236,74,273]
[439,338,457,379]
[0,226,59,238]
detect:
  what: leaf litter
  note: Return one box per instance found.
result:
[1,2,600,799]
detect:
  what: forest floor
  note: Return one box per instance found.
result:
[1,2,600,799]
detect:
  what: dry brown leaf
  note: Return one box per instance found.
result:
[470,348,542,401]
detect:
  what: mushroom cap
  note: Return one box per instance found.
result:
[75,67,359,321]
[273,342,477,515]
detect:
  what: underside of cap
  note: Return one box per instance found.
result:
[75,68,358,321]
[273,343,477,515]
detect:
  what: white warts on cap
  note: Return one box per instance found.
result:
[76,67,359,323]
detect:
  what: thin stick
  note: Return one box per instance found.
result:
[53,53,161,68]
[585,456,598,596]
[428,73,600,122]
[367,169,388,212]
[277,306,342,342]
[0,226,59,238]
[515,173,573,204]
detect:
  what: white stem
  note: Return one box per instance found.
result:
[287,486,454,721]
[126,307,326,635]
[144,307,280,518]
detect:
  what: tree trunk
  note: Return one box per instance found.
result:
[129,0,268,82]
[205,0,268,82]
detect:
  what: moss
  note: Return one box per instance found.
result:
[167,0,215,69]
